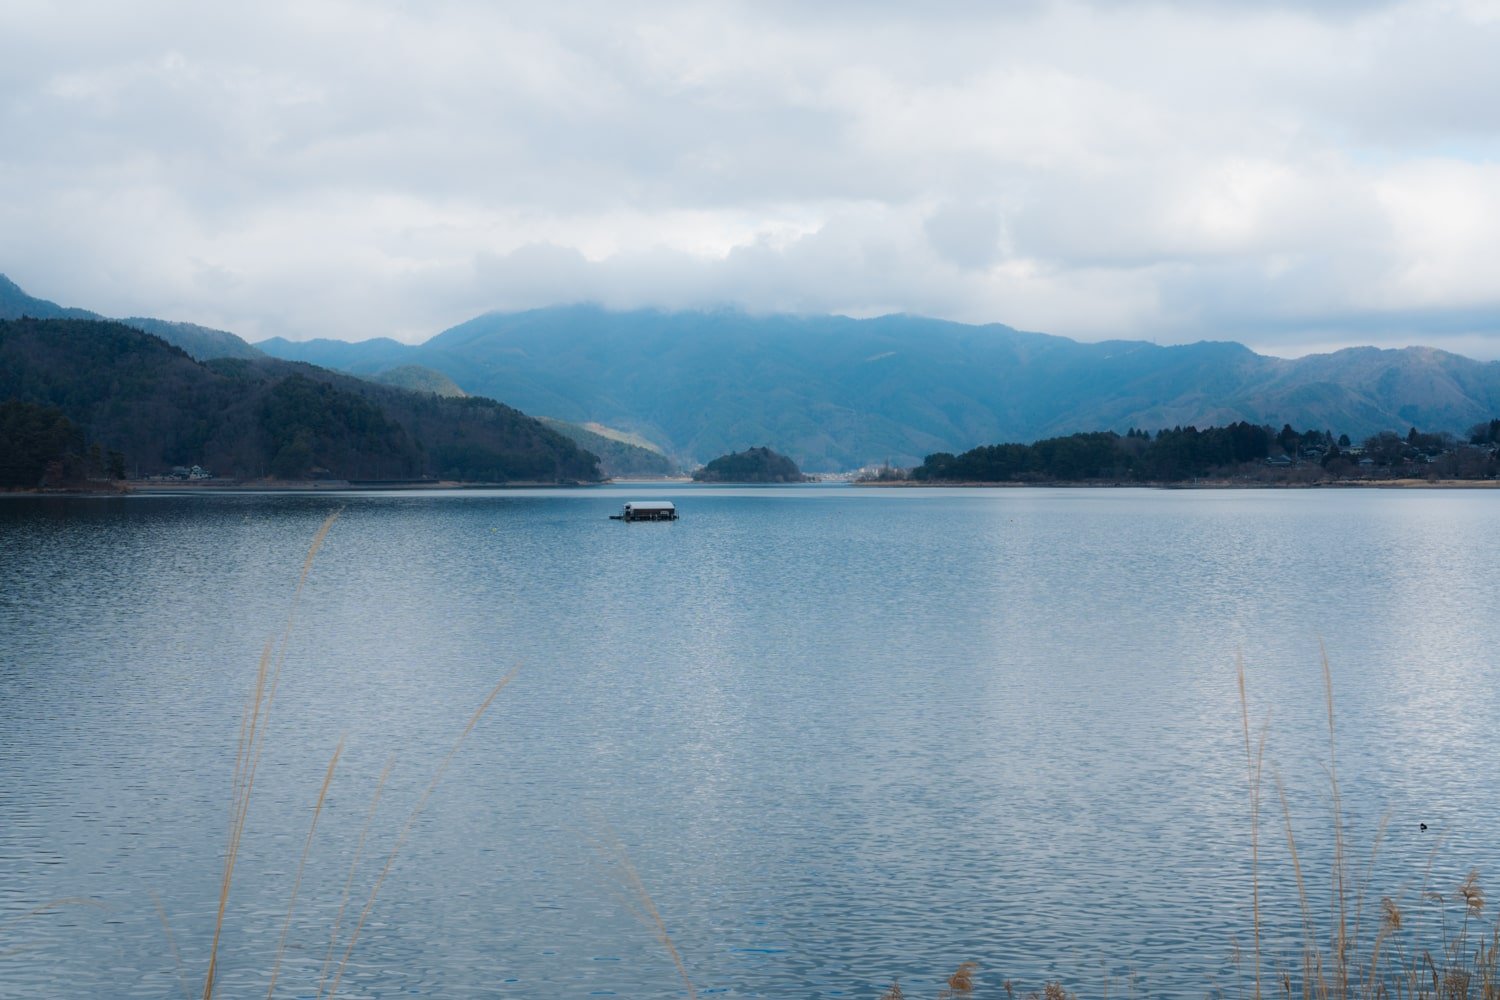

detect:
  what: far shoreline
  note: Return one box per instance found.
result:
[9,476,1500,497]
[3,477,607,497]
[851,476,1500,490]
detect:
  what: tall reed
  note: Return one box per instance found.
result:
[589,822,699,1000]
[203,509,340,998]
[875,652,1495,1000]
[1239,648,1497,1000]
[185,509,518,1000]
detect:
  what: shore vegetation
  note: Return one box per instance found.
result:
[889,422,1500,485]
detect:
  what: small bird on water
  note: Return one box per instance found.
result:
[1420,823,1428,831]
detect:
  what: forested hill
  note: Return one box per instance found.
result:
[537,418,677,478]
[0,273,263,361]
[0,273,97,321]
[692,446,808,483]
[256,306,1500,472]
[0,317,600,484]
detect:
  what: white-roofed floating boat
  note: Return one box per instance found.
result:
[610,500,678,521]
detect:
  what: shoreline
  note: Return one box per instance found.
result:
[9,476,1500,497]
[3,477,607,496]
[852,476,1500,489]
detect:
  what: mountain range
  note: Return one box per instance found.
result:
[257,308,1500,471]
[7,273,1500,472]
[0,275,665,477]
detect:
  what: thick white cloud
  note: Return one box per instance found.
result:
[2,0,1500,355]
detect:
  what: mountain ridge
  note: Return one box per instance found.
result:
[255,305,1500,471]
[0,273,264,362]
[8,273,1500,472]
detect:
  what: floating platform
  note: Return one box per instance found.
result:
[610,500,678,521]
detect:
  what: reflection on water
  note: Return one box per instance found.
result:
[2,486,1498,998]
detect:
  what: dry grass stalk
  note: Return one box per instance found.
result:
[184,509,522,1000]
[1275,772,1317,965]
[1460,872,1485,918]
[266,736,344,1000]
[0,898,110,960]
[880,978,905,1000]
[1322,645,1352,996]
[589,824,698,1000]
[863,656,1498,1000]
[0,897,108,937]
[315,755,393,999]
[203,508,341,1000]
[1241,655,1271,1000]
[150,889,191,1000]
[998,983,1075,1000]
[1246,652,1500,1000]
[325,666,520,1000]
[1351,816,1391,995]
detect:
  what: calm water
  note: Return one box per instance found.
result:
[2,485,1498,998]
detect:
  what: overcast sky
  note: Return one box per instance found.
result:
[4,1,1500,357]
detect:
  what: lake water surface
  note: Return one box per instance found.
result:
[2,485,1498,998]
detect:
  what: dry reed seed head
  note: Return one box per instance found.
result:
[1041,982,1073,1000]
[879,978,904,1000]
[1384,896,1403,932]
[1461,871,1486,915]
[1004,979,1015,998]
[947,961,979,993]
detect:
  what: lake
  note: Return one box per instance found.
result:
[2,485,1498,998]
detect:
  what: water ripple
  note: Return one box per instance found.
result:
[1,487,1498,998]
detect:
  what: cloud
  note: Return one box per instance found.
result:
[2,1,1500,356]
[924,203,1004,270]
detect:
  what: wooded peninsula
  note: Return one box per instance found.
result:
[877,421,1500,485]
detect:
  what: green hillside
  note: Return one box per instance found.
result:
[122,316,264,361]
[370,365,468,397]
[537,418,677,478]
[0,274,97,321]
[1,273,263,361]
[692,446,808,483]
[0,317,600,484]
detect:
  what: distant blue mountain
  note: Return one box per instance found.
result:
[10,272,1499,471]
[256,334,410,372]
[257,305,1500,471]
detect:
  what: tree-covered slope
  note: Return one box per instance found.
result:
[122,316,264,361]
[0,317,600,483]
[1,273,263,362]
[0,273,100,321]
[692,446,808,483]
[369,365,468,397]
[537,418,677,478]
[0,400,93,487]
[258,335,416,374]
